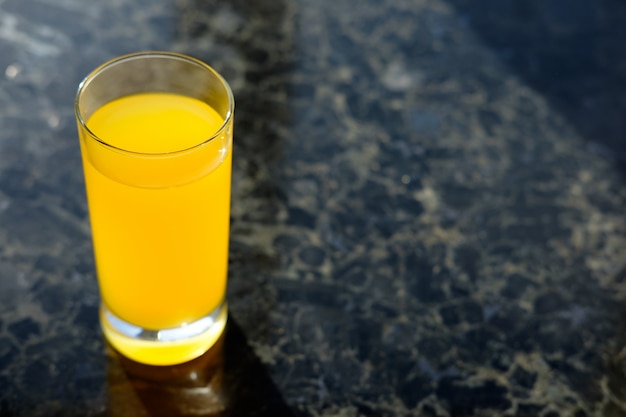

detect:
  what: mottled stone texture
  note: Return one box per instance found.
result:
[1,0,626,416]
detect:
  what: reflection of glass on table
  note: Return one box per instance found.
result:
[107,326,227,417]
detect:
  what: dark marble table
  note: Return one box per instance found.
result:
[2,0,626,416]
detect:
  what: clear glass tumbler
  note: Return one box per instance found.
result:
[75,51,234,366]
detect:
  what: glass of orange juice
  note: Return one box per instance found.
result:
[74,52,234,366]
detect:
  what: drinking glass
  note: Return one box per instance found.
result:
[75,51,234,366]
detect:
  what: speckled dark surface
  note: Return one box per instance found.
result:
[2,0,626,416]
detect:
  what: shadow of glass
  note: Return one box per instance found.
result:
[112,2,294,416]
[107,319,295,417]
[172,0,294,339]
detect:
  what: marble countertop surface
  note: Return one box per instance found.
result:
[2,0,626,416]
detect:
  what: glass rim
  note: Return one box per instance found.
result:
[74,51,235,157]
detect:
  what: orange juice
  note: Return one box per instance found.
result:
[80,92,232,364]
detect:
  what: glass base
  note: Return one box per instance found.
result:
[100,302,227,366]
